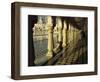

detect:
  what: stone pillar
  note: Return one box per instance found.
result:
[62,20,67,47]
[57,17,62,42]
[68,23,73,43]
[46,16,53,59]
[33,16,54,65]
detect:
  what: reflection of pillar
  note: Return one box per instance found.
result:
[57,17,62,42]
[62,20,67,47]
[46,16,53,58]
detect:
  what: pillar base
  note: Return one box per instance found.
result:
[46,51,53,59]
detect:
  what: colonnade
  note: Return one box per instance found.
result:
[33,16,81,65]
